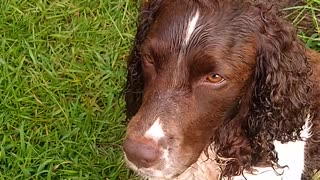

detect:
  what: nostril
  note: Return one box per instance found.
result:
[124,136,162,168]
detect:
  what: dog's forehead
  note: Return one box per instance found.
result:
[147,2,235,50]
[143,0,258,82]
[147,1,199,45]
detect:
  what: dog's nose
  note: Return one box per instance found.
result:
[124,136,162,168]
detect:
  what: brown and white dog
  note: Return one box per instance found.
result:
[123,0,320,179]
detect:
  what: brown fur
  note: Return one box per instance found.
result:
[124,0,320,179]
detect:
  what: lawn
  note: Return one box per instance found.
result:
[0,0,319,180]
[0,0,137,179]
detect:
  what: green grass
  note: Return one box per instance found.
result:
[284,0,320,50]
[0,0,138,179]
[0,0,318,180]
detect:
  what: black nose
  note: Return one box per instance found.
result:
[124,136,162,168]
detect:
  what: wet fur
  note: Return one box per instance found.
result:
[124,0,320,179]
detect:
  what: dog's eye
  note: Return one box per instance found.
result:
[143,54,154,65]
[207,73,224,83]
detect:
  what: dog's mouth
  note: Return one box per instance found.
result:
[124,153,178,179]
[124,145,220,180]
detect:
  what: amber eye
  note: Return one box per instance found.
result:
[143,54,154,65]
[207,73,224,83]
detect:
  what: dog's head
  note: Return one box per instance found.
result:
[123,0,311,178]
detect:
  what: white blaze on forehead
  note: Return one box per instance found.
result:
[174,10,200,84]
[184,10,200,45]
[144,118,165,141]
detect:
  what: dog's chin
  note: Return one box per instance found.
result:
[124,146,220,180]
[126,164,183,180]
[124,154,179,179]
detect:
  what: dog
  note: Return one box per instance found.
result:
[123,0,320,179]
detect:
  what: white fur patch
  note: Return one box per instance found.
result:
[232,140,306,180]
[163,149,170,168]
[145,118,165,141]
[300,113,312,139]
[149,147,220,180]
[184,10,200,45]
[174,10,200,84]
[233,118,312,180]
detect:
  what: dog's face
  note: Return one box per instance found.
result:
[124,1,258,178]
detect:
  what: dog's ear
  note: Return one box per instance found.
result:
[214,4,312,177]
[124,0,162,120]
[243,4,313,174]
[221,5,314,174]
[247,4,312,143]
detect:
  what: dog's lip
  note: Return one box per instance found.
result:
[124,153,177,179]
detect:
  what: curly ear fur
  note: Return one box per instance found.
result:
[215,4,312,178]
[124,0,163,119]
[248,3,312,142]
